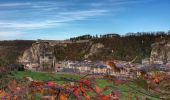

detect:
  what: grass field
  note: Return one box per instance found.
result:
[11,71,161,100]
[11,71,81,84]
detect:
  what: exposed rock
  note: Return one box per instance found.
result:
[18,41,56,70]
[84,43,104,59]
[150,40,170,64]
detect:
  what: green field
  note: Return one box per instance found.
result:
[11,71,161,100]
[11,71,81,84]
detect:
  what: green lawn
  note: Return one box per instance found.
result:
[11,71,81,84]
[11,71,161,100]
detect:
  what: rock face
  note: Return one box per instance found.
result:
[150,40,170,64]
[84,43,104,59]
[18,41,56,70]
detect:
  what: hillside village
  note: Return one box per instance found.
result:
[0,33,169,77]
[1,0,170,99]
[17,38,170,78]
[1,34,170,99]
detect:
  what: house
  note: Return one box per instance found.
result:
[61,61,74,69]
[166,62,170,68]
[62,68,79,73]
[91,64,107,74]
[55,62,63,72]
[98,64,107,74]
[25,63,39,71]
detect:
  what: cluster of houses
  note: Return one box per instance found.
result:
[54,60,144,78]
[55,61,108,74]
[142,57,170,73]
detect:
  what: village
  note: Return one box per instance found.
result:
[4,42,170,99]
[1,0,170,99]
[13,40,169,80]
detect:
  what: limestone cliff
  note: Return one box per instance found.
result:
[84,43,104,59]
[19,40,105,66]
[19,43,40,63]
[150,40,170,64]
[18,41,55,70]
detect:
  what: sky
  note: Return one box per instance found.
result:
[0,0,170,40]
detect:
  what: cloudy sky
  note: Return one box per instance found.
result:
[0,0,169,40]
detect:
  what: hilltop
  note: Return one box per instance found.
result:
[0,31,170,66]
[54,32,170,62]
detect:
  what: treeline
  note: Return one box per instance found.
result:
[125,31,170,38]
[0,40,35,46]
[90,31,170,62]
[69,33,120,41]
[70,31,170,41]
[66,31,170,62]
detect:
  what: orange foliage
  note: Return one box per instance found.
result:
[152,76,164,84]
[58,92,68,100]
[108,61,116,68]
[107,61,120,72]
[0,90,7,98]
[30,81,45,87]
[97,95,110,100]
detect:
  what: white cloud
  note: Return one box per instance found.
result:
[0,9,108,30]
[0,0,141,31]
[0,31,23,40]
[0,21,63,30]
[0,2,31,7]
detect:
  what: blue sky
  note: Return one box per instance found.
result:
[0,0,170,40]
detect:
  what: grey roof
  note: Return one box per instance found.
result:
[62,68,79,72]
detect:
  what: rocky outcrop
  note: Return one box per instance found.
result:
[19,44,39,63]
[18,41,55,70]
[84,43,104,59]
[150,40,170,64]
